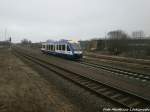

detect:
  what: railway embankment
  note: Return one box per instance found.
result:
[0,48,82,112]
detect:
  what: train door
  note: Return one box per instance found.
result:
[66,44,73,55]
[47,44,50,51]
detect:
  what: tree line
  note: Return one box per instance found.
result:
[80,30,150,59]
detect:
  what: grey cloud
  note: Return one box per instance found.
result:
[0,0,150,42]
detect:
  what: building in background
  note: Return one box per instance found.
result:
[132,31,145,39]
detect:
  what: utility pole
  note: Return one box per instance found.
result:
[5,28,7,41]
[0,30,1,41]
[9,36,12,50]
[104,32,107,51]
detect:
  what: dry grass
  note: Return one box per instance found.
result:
[0,48,80,112]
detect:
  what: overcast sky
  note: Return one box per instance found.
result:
[0,0,150,42]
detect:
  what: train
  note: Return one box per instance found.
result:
[41,39,83,59]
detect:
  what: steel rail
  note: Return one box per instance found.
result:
[84,54,150,66]
[79,61,150,82]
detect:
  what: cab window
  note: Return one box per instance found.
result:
[67,45,70,51]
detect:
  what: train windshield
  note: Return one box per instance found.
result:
[71,43,81,51]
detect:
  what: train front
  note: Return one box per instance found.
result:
[70,43,83,59]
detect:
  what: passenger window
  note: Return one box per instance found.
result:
[57,45,59,50]
[51,45,53,50]
[46,45,48,50]
[53,45,55,51]
[53,45,54,50]
[67,45,70,51]
[62,45,65,51]
[49,45,51,50]
[59,45,61,50]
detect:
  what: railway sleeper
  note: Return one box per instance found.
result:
[90,85,103,90]
[76,78,88,82]
[110,93,123,99]
[119,97,131,103]
[83,82,98,87]
[102,91,115,96]
[127,101,142,107]
[96,88,109,93]
[81,81,92,86]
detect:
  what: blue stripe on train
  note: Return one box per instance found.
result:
[41,50,82,59]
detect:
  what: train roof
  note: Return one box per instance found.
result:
[42,39,75,44]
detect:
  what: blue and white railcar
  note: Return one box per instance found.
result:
[41,39,82,59]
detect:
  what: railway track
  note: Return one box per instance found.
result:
[13,49,150,108]
[85,53,150,66]
[79,60,150,83]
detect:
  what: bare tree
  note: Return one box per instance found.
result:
[107,30,129,55]
[21,38,32,45]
